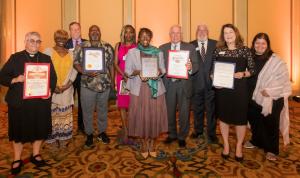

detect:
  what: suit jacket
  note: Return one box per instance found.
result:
[125,48,166,96]
[190,39,217,91]
[64,38,87,49]
[159,41,199,98]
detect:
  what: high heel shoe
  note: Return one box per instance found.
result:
[235,155,244,162]
[149,151,157,158]
[141,152,149,159]
[221,152,230,160]
[11,160,23,175]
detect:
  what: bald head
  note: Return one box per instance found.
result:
[169,25,182,44]
[196,24,209,41]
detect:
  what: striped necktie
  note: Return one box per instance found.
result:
[201,42,205,61]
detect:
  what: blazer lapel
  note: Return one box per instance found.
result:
[205,40,214,63]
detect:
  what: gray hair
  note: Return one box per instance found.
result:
[25,31,41,41]
[197,24,208,31]
[169,25,182,34]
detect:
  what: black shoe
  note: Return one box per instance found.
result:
[221,152,230,160]
[97,132,110,144]
[85,134,94,147]
[77,128,85,135]
[78,124,84,130]
[164,137,177,144]
[235,155,244,162]
[178,139,186,148]
[190,132,204,139]
[30,154,47,167]
[208,136,219,144]
[11,160,23,175]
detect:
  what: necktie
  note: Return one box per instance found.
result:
[201,42,205,61]
[171,44,178,82]
[173,44,177,50]
[75,40,79,47]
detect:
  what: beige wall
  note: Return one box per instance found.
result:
[79,0,123,47]
[291,0,300,93]
[191,0,233,41]
[0,0,15,64]
[16,0,62,51]
[248,0,291,66]
[134,0,179,46]
[1,0,299,92]
[248,0,300,92]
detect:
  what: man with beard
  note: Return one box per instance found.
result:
[74,25,114,148]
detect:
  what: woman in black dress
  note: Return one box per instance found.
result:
[213,24,255,161]
[0,32,57,175]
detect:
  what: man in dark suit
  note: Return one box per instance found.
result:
[64,22,87,133]
[190,24,218,144]
[159,25,199,148]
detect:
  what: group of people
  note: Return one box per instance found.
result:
[0,21,291,175]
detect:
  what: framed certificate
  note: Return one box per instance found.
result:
[212,61,236,89]
[119,80,129,95]
[82,47,106,73]
[167,50,190,79]
[141,57,158,78]
[23,63,50,99]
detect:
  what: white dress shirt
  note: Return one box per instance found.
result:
[171,42,181,50]
[197,40,208,54]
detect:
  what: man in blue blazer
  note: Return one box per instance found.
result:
[65,22,87,133]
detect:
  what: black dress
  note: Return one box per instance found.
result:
[247,54,283,155]
[0,50,57,143]
[213,46,254,125]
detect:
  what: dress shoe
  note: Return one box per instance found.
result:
[235,155,244,162]
[11,160,23,175]
[208,136,219,144]
[178,139,186,148]
[164,137,177,144]
[190,132,204,139]
[30,154,47,167]
[221,152,230,160]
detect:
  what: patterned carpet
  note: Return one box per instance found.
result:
[0,100,300,178]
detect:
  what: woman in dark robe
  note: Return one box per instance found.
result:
[0,31,57,175]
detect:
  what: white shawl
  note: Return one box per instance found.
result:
[252,54,291,145]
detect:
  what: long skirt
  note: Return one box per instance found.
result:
[128,82,168,139]
[8,99,52,143]
[46,104,73,143]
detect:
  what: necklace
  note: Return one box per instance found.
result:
[24,51,39,63]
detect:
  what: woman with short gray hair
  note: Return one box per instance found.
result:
[0,32,57,175]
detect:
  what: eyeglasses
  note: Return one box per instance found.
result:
[28,39,42,44]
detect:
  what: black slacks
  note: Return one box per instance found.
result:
[247,97,284,155]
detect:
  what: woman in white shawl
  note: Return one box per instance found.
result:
[245,33,291,161]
